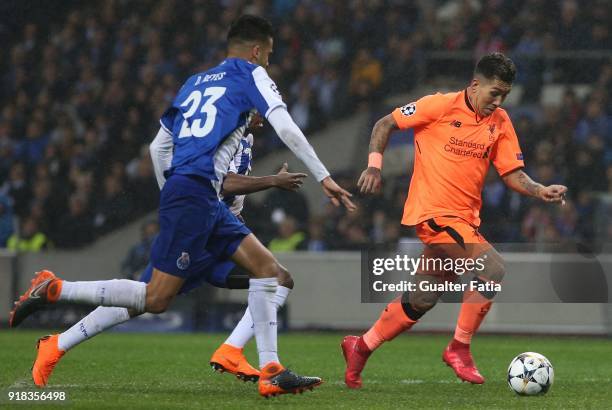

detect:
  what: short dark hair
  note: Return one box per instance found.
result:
[474,52,516,84]
[227,15,274,45]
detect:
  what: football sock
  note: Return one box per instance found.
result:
[225,285,291,349]
[362,297,417,351]
[248,278,279,368]
[57,306,130,351]
[454,287,493,345]
[59,280,146,313]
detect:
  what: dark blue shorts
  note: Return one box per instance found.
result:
[150,174,251,281]
[139,259,235,294]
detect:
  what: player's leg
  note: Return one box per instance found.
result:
[443,244,504,384]
[211,265,293,382]
[230,234,321,396]
[342,266,448,389]
[453,246,503,344]
[52,263,160,356]
[11,175,220,328]
[225,264,293,348]
[31,307,132,387]
[9,271,147,327]
[29,264,182,386]
[343,217,475,388]
[10,266,185,327]
[413,216,499,384]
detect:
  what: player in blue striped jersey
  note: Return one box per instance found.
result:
[11,15,355,397]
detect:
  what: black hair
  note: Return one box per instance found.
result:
[227,15,274,45]
[474,52,516,84]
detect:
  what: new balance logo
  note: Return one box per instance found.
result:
[450,120,462,128]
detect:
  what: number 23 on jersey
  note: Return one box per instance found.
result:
[178,87,227,138]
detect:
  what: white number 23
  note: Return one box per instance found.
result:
[178,87,226,138]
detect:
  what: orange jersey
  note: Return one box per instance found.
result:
[392,90,524,227]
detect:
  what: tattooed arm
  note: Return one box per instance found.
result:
[368,114,399,155]
[502,169,568,203]
[357,114,399,194]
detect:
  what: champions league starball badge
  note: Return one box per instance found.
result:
[400,102,417,116]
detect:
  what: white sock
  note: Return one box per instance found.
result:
[57,306,130,351]
[59,280,146,313]
[225,285,291,349]
[248,278,279,368]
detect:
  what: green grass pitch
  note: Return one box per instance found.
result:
[1,331,610,409]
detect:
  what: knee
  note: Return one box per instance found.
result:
[145,293,173,314]
[277,266,294,289]
[251,259,281,280]
[478,254,505,283]
[408,299,436,313]
[404,292,438,314]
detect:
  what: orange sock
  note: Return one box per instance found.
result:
[362,298,417,351]
[454,290,492,345]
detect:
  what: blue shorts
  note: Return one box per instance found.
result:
[150,174,251,281]
[139,260,235,294]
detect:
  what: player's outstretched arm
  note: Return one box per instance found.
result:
[222,162,307,196]
[357,114,398,195]
[267,107,356,211]
[502,168,568,204]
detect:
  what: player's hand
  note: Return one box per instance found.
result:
[274,162,307,191]
[321,176,357,211]
[538,184,568,204]
[357,167,382,194]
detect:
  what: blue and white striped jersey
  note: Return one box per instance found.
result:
[159,58,285,181]
[221,133,253,216]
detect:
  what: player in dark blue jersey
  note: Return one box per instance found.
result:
[10,15,355,398]
[18,120,305,389]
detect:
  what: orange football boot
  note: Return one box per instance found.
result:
[32,335,65,387]
[258,362,322,398]
[10,270,62,328]
[210,343,260,382]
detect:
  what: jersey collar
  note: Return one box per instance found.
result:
[464,88,484,123]
[464,89,475,113]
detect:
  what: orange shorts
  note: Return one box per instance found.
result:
[414,216,491,260]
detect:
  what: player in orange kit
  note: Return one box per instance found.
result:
[342,52,567,387]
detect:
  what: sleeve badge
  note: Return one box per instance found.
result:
[400,102,417,116]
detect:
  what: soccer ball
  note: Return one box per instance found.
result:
[507,352,554,396]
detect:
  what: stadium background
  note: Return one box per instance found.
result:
[1,0,612,337]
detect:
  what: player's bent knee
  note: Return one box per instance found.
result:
[408,299,436,314]
[477,251,505,284]
[145,295,173,314]
[251,259,281,280]
[405,291,439,313]
[277,266,294,289]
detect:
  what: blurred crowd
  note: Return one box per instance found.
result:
[0,0,611,253]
